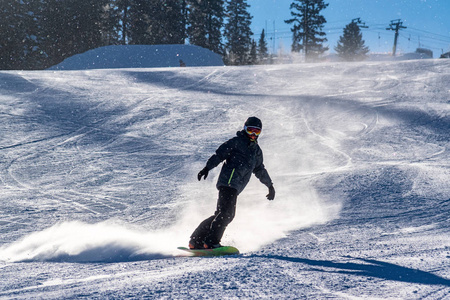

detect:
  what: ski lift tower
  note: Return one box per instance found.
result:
[386,19,407,56]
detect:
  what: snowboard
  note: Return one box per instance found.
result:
[177,246,239,257]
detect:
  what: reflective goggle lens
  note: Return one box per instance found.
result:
[245,126,261,135]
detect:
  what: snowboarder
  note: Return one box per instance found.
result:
[189,116,275,249]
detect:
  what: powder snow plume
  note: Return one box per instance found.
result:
[0,179,339,262]
[0,221,186,262]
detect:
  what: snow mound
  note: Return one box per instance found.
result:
[48,44,224,70]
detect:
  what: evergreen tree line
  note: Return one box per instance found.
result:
[0,0,270,70]
[1,0,368,70]
[285,0,369,62]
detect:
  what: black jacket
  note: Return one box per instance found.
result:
[205,130,273,194]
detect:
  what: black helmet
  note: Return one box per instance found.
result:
[244,117,262,141]
[244,116,262,129]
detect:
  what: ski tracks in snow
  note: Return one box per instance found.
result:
[1,60,449,299]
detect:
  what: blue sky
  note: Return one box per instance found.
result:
[248,0,450,57]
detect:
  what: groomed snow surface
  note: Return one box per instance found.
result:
[0,51,449,298]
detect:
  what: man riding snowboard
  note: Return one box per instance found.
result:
[189,116,275,249]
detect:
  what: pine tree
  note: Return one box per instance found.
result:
[101,0,125,45]
[285,0,329,62]
[249,39,258,65]
[126,0,186,45]
[127,0,152,44]
[224,0,253,65]
[0,1,45,69]
[257,29,269,64]
[39,0,110,68]
[0,1,14,68]
[113,0,130,44]
[335,21,369,61]
[161,0,187,44]
[187,0,224,55]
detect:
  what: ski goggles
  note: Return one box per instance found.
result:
[245,126,262,136]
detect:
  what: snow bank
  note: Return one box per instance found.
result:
[48,44,224,70]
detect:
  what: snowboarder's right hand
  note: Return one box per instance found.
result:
[266,185,275,200]
[198,167,209,181]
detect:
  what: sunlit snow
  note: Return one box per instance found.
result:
[0,46,449,298]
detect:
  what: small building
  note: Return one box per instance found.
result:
[416,48,433,58]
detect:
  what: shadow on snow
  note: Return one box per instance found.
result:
[260,255,450,287]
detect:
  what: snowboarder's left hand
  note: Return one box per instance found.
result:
[266,185,275,200]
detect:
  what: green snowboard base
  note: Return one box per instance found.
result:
[177,246,240,257]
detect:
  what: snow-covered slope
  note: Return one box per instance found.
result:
[48,44,224,70]
[0,58,449,298]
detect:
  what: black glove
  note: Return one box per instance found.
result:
[197,167,209,181]
[266,185,275,200]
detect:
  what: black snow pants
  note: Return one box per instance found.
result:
[189,186,238,248]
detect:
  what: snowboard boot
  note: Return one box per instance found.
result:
[189,238,204,249]
[203,242,223,249]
